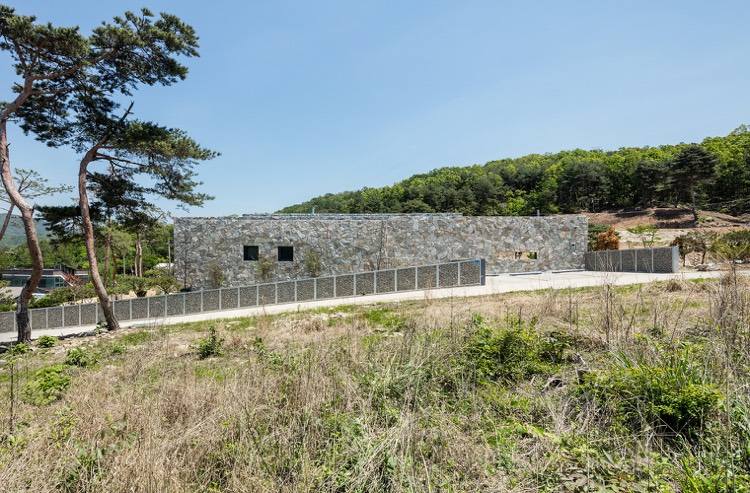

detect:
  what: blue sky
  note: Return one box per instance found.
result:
[2,0,749,216]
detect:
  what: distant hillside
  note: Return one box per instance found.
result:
[0,215,49,247]
[280,126,750,216]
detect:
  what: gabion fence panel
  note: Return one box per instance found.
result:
[0,312,15,332]
[637,250,654,273]
[202,290,220,311]
[239,286,258,307]
[64,305,80,327]
[334,275,354,297]
[621,249,636,272]
[258,284,276,305]
[148,296,167,319]
[114,299,131,321]
[316,277,335,299]
[167,294,185,317]
[653,247,679,273]
[296,279,315,301]
[131,298,148,320]
[396,267,416,291]
[584,247,678,274]
[438,263,459,287]
[185,292,203,313]
[417,266,438,289]
[48,307,63,329]
[31,308,47,330]
[459,260,483,285]
[355,272,375,295]
[277,281,296,304]
[81,303,98,325]
[0,259,486,334]
[220,288,239,310]
[376,270,396,293]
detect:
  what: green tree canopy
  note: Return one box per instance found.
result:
[281,128,750,217]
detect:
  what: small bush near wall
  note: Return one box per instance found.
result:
[712,230,750,261]
[592,226,620,251]
[195,327,223,359]
[256,255,274,282]
[207,262,225,288]
[304,249,323,277]
[627,224,660,248]
[671,231,716,266]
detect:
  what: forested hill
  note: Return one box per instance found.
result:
[279,126,750,216]
[0,215,49,247]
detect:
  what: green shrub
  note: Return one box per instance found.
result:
[363,307,407,330]
[30,284,97,308]
[108,343,126,355]
[116,275,151,297]
[119,330,153,346]
[36,335,58,348]
[256,256,274,282]
[712,230,750,261]
[580,345,721,440]
[146,272,179,294]
[196,327,223,359]
[463,320,564,384]
[65,347,98,368]
[8,342,31,356]
[627,224,660,248]
[303,249,323,277]
[22,364,70,405]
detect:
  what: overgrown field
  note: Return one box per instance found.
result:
[1,273,749,492]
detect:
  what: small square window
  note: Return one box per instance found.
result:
[278,246,294,262]
[243,245,259,261]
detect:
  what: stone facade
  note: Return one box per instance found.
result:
[173,213,588,288]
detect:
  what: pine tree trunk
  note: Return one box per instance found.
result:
[79,152,120,330]
[135,232,143,277]
[1,139,41,342]
[104,217,112,286]
[1,84,40,342]
[15,206,42,342]
[690,189,699,224]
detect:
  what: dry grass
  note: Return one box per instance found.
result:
[1,276,749,492]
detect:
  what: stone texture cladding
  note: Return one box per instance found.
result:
[174,213,587,288]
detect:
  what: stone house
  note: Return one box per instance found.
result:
[173,213,587,288]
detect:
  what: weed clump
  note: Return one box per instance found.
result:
[22,364,71,405]
[65,347,98,368]
[196,327,224,359]
[36,335,58,348]
[363,307,407,330]
[580,344,721,440]
[463,319,567,384]
[108,343,126,355]
[118,330,153,346]
[8,342,30,356]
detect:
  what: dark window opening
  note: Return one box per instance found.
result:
[278,246,294,262]
[243,245,259,261]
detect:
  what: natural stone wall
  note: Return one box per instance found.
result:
[173,213,587,288]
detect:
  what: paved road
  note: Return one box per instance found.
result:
[0,270,733,342]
